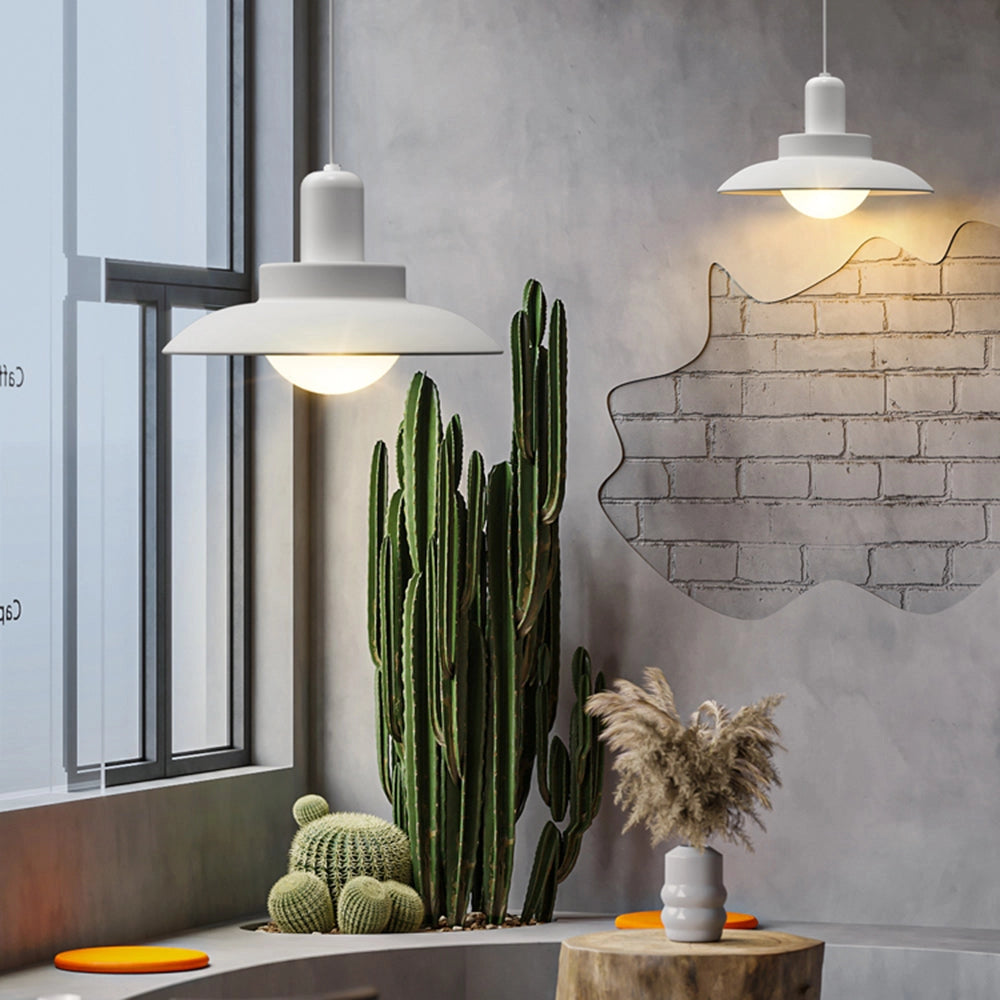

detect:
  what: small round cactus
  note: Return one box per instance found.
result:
[289,811,411,924]
[383,880,425,933]
[293,794,330,828]
[337,876,390,934]
[267,871,334,934]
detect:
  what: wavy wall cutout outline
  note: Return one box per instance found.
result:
[601,221,1000,619]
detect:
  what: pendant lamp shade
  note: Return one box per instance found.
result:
[164,165,500,392]
[719,73,932,218]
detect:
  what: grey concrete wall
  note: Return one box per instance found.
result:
[604,222,1000,618]
[315,0,1000,931]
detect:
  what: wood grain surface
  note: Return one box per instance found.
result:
[555,929,824,999]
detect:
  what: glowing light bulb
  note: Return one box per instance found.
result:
[780,188,870,219]
[266,354,399,394]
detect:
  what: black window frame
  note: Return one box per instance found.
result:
[63,0,252,787]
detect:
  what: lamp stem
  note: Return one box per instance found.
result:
[822,0,827,74]
[328,0,335,165]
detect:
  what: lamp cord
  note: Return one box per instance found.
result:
[822,0,827,73]
[328,0,335,165]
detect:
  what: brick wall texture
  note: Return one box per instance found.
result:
[602,222,1000,618]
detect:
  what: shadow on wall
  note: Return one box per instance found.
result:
[601,221,1000,619]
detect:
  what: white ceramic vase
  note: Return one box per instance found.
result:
[660,844,727,942]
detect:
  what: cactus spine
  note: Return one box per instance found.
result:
[337,876,391,934]
[369,280,604,926]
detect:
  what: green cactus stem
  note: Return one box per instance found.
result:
[267,871,334,934]
[292,794,330,828]
[383,880,426,933]
[368,280,604,928]
[337,876,391,934]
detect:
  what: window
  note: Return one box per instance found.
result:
[0,0,249,800]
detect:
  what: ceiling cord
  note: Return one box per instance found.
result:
[328,0,335,165]
[822,0,828,74]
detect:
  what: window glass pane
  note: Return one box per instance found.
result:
[0,1,63,799]
[75,302,143,767]
[171,309,231,754]
[76,0,230,267]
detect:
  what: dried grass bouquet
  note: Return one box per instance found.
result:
[585,668,784,851]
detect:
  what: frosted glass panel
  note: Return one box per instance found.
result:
[0,1,63,799]
[77,0,230,267]
[171,309,230,754]
[75,303,143,768]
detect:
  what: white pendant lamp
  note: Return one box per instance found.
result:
[718,0,931,219]
[164,3,500,393]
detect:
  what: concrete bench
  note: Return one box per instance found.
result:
[3,918,999,1000]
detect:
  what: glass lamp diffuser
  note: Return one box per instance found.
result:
[163,165,500,391]
[718,74,931,218]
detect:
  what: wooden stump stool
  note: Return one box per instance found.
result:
[556,928,824,999]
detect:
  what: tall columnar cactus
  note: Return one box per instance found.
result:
[368,280,604,926]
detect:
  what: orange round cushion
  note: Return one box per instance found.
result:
[54,946,209,974]
[614,910,758,930]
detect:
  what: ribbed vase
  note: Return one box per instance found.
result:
[660,844,727,942]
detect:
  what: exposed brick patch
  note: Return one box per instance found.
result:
[740,460,811,498]
[746,300,815,335]
[861,263,940,296]
[672,543,738,581]
[737,544,802,583]
[603,222,1000,617]
[678,375,741,414]
[943,260,1000,295]
[882,460,947,497]
[819,299,885,334]
[609,377,676,416]
[670,459,737,498]
[687,337,778,373]
[811,461,880,499]
[603,502,639,540]
[804,546,871,584]
[885,299,952,333]
[870,545,948,585]
[618,418,706,458]
[955,373,1000,412]
[847,418,919,457]
[886,374,954,413]
[710,297,744,336]
[951,544,1000,584]
[713,416,844,457]
[953,299,999,333]
[776,337,875,372]
[600,460,669,500]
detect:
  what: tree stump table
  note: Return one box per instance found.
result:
[555,928,824,999]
